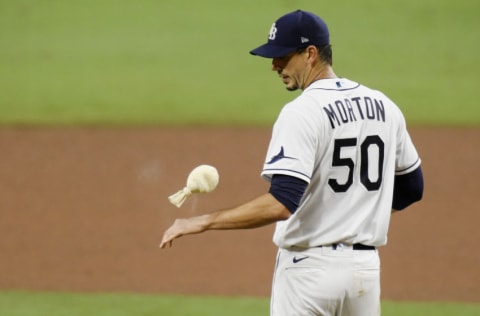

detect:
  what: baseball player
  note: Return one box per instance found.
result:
[160,10,424,316]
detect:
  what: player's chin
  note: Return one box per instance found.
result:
[282,79,299,91]
[286,84,299,91]
[280,77,299,91]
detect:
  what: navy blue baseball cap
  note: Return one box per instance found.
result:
[250,10,330,58]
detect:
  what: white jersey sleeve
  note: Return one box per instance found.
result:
[262,101,316,184]
[394,108,421,175]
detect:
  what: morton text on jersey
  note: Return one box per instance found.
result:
[323,96,386,129]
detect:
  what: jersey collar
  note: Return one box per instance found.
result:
[304,78,360,92]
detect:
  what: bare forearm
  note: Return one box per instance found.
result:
[207,193,290,230]
[160,193,290,248]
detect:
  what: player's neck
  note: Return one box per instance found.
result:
[304,65,337,90]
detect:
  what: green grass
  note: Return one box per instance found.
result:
[382,301,480,316]
[0,291,269,316]
[0,0,478,126]
[0,291,479,316]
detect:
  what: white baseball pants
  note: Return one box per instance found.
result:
[270,245,381,316]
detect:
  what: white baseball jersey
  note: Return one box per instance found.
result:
[262,78,421,249]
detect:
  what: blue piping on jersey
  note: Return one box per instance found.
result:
[396,157,421,173]
[263,168,311,180]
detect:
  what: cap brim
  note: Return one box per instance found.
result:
[249,43,297,58]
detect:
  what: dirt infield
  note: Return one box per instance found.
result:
[0,126,478,303]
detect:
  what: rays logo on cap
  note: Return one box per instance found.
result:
[250,10,330,58]
[268,23,277,40]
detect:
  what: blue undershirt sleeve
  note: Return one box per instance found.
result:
[392,166,424,210]
[269,174,308,214]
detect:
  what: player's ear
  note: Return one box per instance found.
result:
[305,45,319,63]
